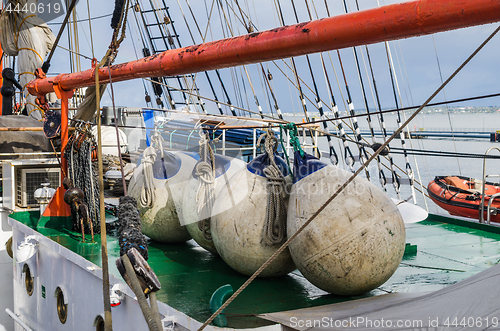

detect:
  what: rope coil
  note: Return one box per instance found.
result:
[257,129,288,246]
[196,131,216,241]
[139,147,157,208]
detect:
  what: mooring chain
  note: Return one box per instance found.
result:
[257,129,288,246]
[196,130,216,241]
[65,127,100,234]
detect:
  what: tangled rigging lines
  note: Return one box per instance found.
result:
[258,129,288,246]
[195,130,216,241]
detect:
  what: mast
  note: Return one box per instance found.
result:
[28,0,500,96]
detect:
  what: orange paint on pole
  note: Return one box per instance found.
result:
[27,0,500,97]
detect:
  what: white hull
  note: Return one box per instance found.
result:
[0,211,14,331]
[8,217,280,331]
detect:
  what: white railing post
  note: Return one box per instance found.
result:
[222,129,226,156]
[253,129,257,159]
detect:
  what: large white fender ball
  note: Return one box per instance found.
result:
[128,149,194,243]
[287,152,405,295]
[211,153,296,277]
[180,155,246,254]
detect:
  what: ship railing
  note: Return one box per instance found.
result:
[283,125,320,158]
[216,126,319,160]
[480,147,500,223]
[218,128,259,158]
[486,192,500,225]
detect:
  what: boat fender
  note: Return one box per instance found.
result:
[211,149,296,277]
[287,151,405,295]
[182,154,246,254]
[128,150,193,243]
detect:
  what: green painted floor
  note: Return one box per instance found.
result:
[10,212,500,328]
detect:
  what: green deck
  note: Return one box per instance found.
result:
[10,212,500,328]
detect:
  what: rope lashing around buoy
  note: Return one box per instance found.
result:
[139,147,157,208]
[150,129,164,158]
[196,130,216,240]
[257,129,288,246]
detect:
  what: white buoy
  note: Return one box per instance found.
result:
[128,149,195,243]
[91,126,127,156]
[211,153,296,277]
[287,152,405,295]
[179,154,246,254]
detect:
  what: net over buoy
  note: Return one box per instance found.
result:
[287,151,405,295]
[211,135,296,277]
[128,148,195,243]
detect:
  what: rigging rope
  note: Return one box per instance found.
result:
[41,0,78,73]
[177,0,236,116]
[139,146,157,208]
[257,129,288,245]
[432,35,462,176]
[195,130,216,240]
[296,0,339,164]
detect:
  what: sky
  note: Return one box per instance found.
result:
[36,0,500,117]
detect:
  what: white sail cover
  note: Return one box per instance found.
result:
[0,0,55,119]
[259,263,500,330]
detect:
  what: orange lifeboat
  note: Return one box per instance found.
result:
[428,176,500,223]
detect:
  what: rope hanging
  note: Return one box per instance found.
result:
[139,147,157,208]
[195,130,216,241]
[257,129,288,246]
[64,126,100,234]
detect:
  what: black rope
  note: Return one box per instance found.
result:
[111,0,126,29]
[390,149,500,159]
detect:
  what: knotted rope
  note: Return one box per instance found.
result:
[139,147,157,208]
[280,123,305,158]
[150,129,164,158]
[257,129,288,246]
[196,131,216,240]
